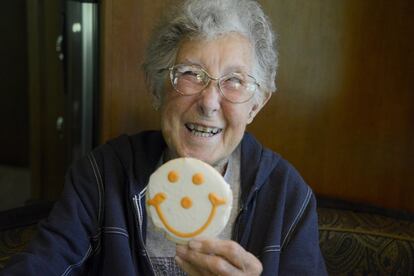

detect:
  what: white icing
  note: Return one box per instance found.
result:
[146,157,233,244]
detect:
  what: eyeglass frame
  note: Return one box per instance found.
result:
[166,64,261,104]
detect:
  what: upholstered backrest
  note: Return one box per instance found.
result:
[318,206,414,275]
[1,202,414,274]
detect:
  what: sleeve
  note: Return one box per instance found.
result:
[278,192,328,275]
[0,155,100,276]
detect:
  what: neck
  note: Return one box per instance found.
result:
[164,148,228,175]
[212,159,228,176]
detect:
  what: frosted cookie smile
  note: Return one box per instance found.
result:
[147,192,226,238]
[146,158,232,243]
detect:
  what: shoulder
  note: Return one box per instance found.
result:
[242,132,315,229]
[273,156,311,200]
[65,131,163,189]
[88,130,165,167]
[261,151,317,250]
[259,144,313,215]
[241,132,310,195]
[243,132,309,191]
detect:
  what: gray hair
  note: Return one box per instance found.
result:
[143,0,278,109]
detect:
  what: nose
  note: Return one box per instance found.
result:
[197,80,222,116]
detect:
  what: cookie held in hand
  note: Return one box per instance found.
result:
[146,157,233,244]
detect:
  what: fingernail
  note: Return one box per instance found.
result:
[175,255,183,265]
[188,240,201,250]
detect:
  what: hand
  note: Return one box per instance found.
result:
[175,238,263,276]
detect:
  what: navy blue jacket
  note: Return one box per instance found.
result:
[1,131,327,275]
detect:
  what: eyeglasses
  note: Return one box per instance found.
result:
[168,64,260,104]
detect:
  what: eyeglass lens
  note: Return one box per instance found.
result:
[170,65,256,103]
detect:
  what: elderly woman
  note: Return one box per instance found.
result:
[2,0,326,275]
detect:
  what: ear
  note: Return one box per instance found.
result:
[247,92,272,124]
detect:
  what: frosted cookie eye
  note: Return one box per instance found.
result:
[192,173,204,185]
[181,196,193,209]
[168,170,179,183]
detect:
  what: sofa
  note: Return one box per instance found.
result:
[1,199,413,275]
[317,198,414,275]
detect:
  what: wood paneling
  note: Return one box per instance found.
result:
[27,0,66,201]
[101,0,162,141]
[253,0,414,212]
[101,0,414,212]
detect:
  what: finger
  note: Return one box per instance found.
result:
[188,239,245,268]
[188,238,262,273]
[175,255,202,276]
[177,244,240,276]
[176,245,217,276]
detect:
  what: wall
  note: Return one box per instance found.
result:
[254,0,414,211]
[101,0,414,212]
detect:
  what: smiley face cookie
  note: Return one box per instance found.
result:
[146,157,233,244]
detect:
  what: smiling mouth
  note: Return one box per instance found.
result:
[147,192,226,238]
[185,123,223,137]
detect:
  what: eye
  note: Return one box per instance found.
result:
[177,66,205,84]
[181,70,199,77]
[221,74,244,90]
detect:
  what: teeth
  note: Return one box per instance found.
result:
[186,123,222,136]
[191,130,213,137]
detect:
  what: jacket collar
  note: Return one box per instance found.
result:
[107,131,166,195]
[240,132,280,207]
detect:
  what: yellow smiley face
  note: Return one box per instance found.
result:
[146,158,233,243]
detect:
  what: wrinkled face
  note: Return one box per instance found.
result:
[160,33,269,169]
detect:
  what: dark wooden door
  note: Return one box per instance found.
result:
[27,0,67,202]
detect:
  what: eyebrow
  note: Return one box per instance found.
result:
[225,65,249,74]
[177,59,250,75]
[177,58,199,66]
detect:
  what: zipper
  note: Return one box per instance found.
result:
[232,205,245,242]
[232,187,259,244]
[132,193,156,276]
